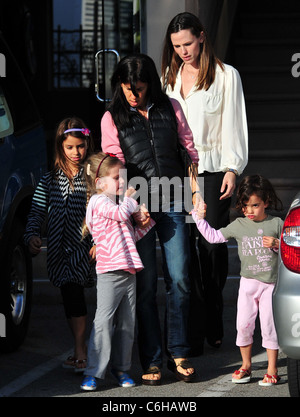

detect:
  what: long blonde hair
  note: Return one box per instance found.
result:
[161,12,224,91]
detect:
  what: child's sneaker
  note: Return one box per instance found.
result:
[80,375,97,391]
[111,369,136,387]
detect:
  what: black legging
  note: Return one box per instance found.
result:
[60,282,87,319]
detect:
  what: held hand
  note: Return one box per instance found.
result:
[132,203,151,229]
[190,201,207,219]
[220,171,236,200]
[89,245,96,264]
[28,236,42,255]
[139,203,150,217]
[194,201,207,220]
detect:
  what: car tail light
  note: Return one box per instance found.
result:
[281,206,300,273]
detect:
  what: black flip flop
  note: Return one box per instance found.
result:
[167,359,196,382]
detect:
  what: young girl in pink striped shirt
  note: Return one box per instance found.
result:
[80,152,154,391]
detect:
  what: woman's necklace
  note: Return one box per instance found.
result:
[184,65,199,80]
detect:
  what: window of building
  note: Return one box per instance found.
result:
[53,0,133,89]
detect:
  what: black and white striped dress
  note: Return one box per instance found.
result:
[24,168,94,288]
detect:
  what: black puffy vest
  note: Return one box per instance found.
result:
[114,101,184,185]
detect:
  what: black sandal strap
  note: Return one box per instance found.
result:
[144,366,160,375]
[176,360,193,370]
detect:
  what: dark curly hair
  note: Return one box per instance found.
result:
[236,174,283,212]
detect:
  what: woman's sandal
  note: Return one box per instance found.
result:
[167,359,196,382]
[232,368,251,384]
[258,373,282,386]
[141,366,161,386]
[111,369,136,387]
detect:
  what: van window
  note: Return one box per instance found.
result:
[0,90,14,138]
[0,34,41,136]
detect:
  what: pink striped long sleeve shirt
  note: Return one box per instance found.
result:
[86,193,154,275]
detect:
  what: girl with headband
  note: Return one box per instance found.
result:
[24,116,95,373]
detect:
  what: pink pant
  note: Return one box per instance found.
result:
[236,277,278,350]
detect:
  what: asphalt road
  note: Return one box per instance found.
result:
[0,255,291,403]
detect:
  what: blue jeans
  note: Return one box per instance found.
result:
[136,203,191,371]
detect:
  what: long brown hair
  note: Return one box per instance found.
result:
[161,12,224,91]
[53,116,93,181]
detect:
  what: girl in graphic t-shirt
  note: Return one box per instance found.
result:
[192,174,283,386]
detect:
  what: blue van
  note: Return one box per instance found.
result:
[0,33,47,352]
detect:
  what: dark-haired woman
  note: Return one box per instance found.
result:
[101,53,199,384]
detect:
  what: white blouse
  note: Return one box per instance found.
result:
[165,63,248,175]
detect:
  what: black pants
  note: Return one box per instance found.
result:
[188,172,231,351]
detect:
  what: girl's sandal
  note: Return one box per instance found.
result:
[141,366,161,386]
[232,368,251,384]
[258,373,282,386]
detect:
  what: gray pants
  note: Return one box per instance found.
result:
[85,270,136,379]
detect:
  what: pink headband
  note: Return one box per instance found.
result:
[64,128,90,136]
[95,153,116,178]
